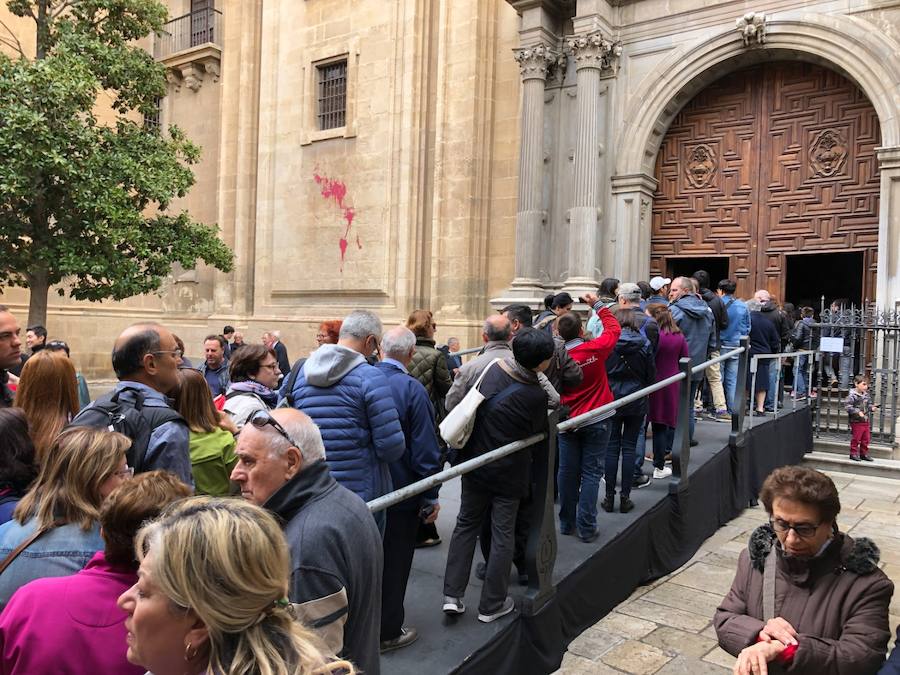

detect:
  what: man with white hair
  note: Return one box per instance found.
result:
[263,329,291,377]
[279,309,405,528]
[232,407,383,675]
[373,326,442,653]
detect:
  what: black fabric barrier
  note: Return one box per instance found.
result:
[452,408,812,674]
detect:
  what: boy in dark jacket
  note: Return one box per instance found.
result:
[442,328,555,623]
[846,375,876,462]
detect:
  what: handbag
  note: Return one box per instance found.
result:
[439,358,502,450]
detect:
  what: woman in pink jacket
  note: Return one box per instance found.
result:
[0,471,191,675]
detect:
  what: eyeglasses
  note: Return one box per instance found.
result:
[114,466,135,479]
[249,410,299,448]
[770,517,820,539]
[259,363,279,371]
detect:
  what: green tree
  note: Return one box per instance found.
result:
[0,0,233,327]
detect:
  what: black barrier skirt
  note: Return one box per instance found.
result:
[452,407,812,674]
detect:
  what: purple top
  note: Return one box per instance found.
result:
[649,330,690,428]
[0,550,143,675]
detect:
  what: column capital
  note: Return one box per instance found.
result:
[876,145,900,171]
[513,43,562,81]
[611,172,658,195]
[565,30,622,74]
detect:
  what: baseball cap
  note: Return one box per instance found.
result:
[616,282,642,302]
[649,276,671,291]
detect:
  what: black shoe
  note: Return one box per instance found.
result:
[633,473,651,489]
[601,496,615,513]
[380,627,419,653]
[861,455,874,462]
[850,455,862,462]
[689,439,699,447]
[475,561,486,580]
[620,497,635,513]
[578,528,600,543]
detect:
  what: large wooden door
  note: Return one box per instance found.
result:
[651,62,881,302]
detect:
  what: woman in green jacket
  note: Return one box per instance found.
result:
[175,368,238,496]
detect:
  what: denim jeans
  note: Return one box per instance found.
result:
[558,420,610,538]
[794,354,809,397]
[634,416,647,473]
[605,412,643,499]
[765,362,778,410]
[720,347,739,414]
[689,380,700,441]
[651,423,675,469]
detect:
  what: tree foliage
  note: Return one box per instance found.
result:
[0,0,233,325]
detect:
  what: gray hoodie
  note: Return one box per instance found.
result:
[669,294,716,381]
[303,344,366,387]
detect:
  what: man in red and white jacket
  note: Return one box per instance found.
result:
[554,294,621,542]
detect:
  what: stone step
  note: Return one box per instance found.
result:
[813,437,897,460]
[802,451,900,479]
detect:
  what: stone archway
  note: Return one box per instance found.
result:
[610,12,900,306]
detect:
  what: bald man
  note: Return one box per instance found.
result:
[233,407,383,675]
[445,314,513,411]
[71,322,190,483]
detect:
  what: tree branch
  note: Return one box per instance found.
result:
[0,18,26,57]
[51,0,73,20]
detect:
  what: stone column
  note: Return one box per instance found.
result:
[563,31,619,299]
[876,146,900,309]
[504,43,558,300]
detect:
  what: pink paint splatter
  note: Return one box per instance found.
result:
[314,170,361,270]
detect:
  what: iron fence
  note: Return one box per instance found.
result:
[366,337,752,616]
[154,8,222,61]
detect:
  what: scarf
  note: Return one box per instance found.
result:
[229,380,279,407]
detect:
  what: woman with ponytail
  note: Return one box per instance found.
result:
[118,496,353,675]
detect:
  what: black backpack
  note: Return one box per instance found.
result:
[69,386,183,473]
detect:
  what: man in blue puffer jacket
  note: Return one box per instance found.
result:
[279,310,405,531]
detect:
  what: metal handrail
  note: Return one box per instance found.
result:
[367,342,748,513]
[154,8,222,60]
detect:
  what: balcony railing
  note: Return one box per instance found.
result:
[154,8,222,61]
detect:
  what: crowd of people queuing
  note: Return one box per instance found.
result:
[0,266,895,675]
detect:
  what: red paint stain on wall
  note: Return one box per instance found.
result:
[313,170,361,270]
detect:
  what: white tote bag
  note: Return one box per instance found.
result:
[439,358,502,449]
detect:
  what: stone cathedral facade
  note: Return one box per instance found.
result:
[1,0,899,376]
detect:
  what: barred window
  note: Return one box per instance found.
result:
[317,60,347,130]
[144,96,162,132]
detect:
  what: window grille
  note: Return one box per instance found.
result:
[317,60,347,130]
[144,97,162,131]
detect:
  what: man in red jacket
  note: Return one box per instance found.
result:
[555,294,621,542]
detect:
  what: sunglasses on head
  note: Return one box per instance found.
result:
[249,409,298,448]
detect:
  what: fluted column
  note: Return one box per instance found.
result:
[506,43,558,298]
[563,30,621,299]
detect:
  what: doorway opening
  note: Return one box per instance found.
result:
[666,257,730,291]
[785,252,864,311]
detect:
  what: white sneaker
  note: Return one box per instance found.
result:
[442,596,465,615]
[653,466,672,479]
[477,597,516,623]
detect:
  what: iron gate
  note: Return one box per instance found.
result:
[812,305,899,445]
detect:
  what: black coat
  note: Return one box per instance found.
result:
[700,288,729,349]
[749,311,780,356]
[605,327,656,417]
[462,361,549,498]
[759,303,791,348]
[273,340,291,377]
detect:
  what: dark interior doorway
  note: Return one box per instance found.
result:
[785,252,864,311]
[667,257,730,292]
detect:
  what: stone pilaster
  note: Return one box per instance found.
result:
[504,42,558,299]
[609,173,658,282]
[562,30,620,299]
[876,146,900,309]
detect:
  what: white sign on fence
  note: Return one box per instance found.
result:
[820,337,845,353]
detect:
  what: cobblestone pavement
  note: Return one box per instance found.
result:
[555,470,900,674]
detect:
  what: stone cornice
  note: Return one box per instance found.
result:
[161,43,221,93]
[876,146,900,171]
[514,43,562,81]
[566,29,622,73]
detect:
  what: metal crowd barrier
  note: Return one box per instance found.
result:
[366,335,752,616]
[747,350,817,427]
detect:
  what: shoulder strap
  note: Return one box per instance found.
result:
[724,297,736,310]
[763,546,777,621]
[0,523,59,576]
[283,358,307,407]
[472,358,502,391]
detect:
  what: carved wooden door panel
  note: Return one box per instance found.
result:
[651,62,880,301]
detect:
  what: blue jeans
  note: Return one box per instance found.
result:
[765,361,778,410]
[689,380,700,441]
[558,420,610,538]
[605,412,643,499]
[794,355,809,397]
[720,347,739,414]
[634,416,647,473]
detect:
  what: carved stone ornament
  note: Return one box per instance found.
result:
[685,143,718,188]
[565,30,622,73]
[736,12,767,46]
[513,43,559,81]
[809,128,848,177]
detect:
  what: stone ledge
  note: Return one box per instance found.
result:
[161,43,222,93]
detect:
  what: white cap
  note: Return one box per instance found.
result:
[649,276,671,291]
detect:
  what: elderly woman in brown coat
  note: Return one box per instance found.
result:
[715,466,893,675]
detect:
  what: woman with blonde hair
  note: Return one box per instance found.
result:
[0,427,132,608]
[14,349,79,462]
[118,497,354,675]
[175,368,238,496]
